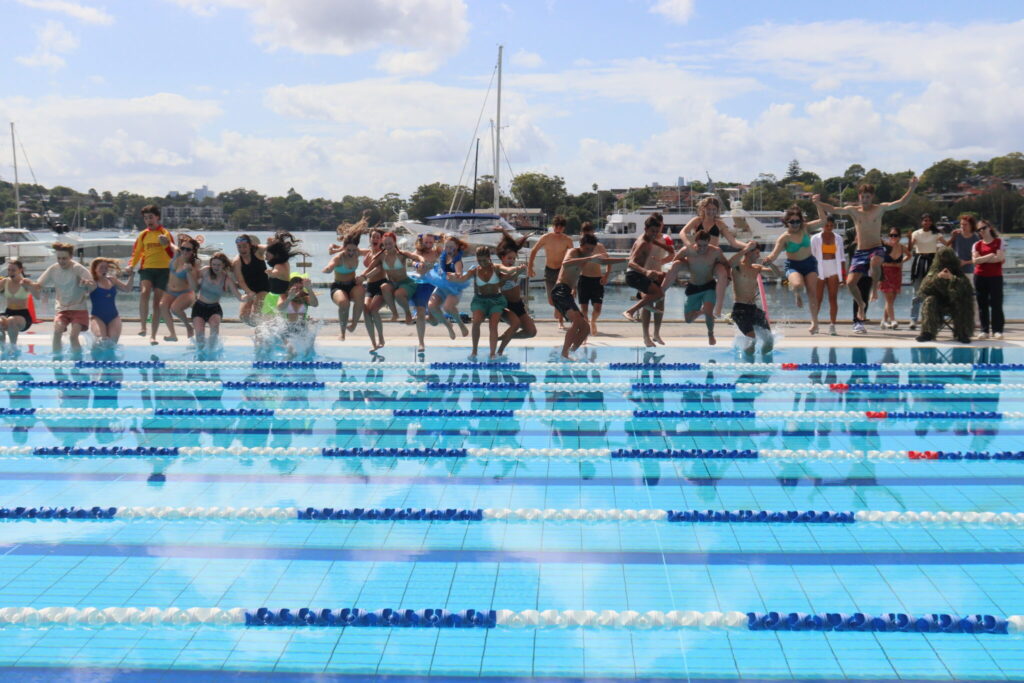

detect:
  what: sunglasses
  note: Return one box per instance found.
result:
[180,247,193,253]
[786,219,803,226]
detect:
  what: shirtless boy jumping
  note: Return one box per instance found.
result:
[528,214,574,329]
[813,176,918,320]
[551,233,625,360]
[663,230,729,346]
[728,242,776,354]
[622,213,675,331]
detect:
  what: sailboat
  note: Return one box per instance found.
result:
[1,122,136,267]
[396,46,529,249]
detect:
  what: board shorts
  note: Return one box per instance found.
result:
[684,281,716,314]
[550,283,579,316]
[818,258,842,279]
[268,278,289,295]
[3,308,31,331]
[732,302,770,335]
[138,268,169,291]
[391,279,418,299]
[851,245,887,274]
[785,255,818,278]
[471,294,508,316]
[577,275,604,305]
[192,300,223,322]
[55,309,89,328]
[544,267,560,290]
[365,279,386,298]
[625,270,654,294]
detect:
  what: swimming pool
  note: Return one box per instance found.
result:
[2,343,1024,681]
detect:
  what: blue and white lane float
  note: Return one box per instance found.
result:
[0,407,1017,420]
[4,446,1024,462]
[2,359,1023,373]
[4,506,1024,527]
[5,379,1024,394]
[0,606,1017,634]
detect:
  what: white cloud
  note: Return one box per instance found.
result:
[16,20,79,70]
[171,0,469,73]
[510,49,543,69]
[15,0,113,25]
[649,0,694,24]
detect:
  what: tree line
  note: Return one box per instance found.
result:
[2,152,1022,234]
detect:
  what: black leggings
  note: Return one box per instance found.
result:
[974,275,1004,333]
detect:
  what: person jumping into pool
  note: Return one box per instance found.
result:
[232,234,269,326]
[552,234,626,361]
[622,214,675,341]
[527,214,574,329]
[728,242,776,354]
[371,231,424,326]
[681,196,750,318]
[190,252,245,350]
[265,231,307,302]
[333,225,400,323]
[576,221,611,336]
[155,233,200,345]
[495,232,538,356]
[86,258,134,346]
[277,275,319,358]
[360,234,390,352]
[410,233,442,353]
[663,229,729,346]
[762,205,822,335]
[448,245,527,359]
[423,235,471,341]
[813,175,918,321]
[29,242,93,353]
[0,259,35,348]
[321,229,365,341]
[128,204,174,339]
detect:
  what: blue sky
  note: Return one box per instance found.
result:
[2,0,1023,201]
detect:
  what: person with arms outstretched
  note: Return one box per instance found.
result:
[551,234,625,361]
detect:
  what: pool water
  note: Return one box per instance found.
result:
[1,343,1024,681]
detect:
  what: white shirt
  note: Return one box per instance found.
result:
[38,262,91,312]
[911,229,939,255]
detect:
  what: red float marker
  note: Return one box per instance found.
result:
[829,383,850,393]
[908,451,939,460]
[781,363,799,370]
[865,411,888,419]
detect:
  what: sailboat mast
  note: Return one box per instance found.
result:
[10,122,21,230]
[493,45,502,212]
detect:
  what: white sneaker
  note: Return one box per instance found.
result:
[910,322,918,330]
[994,332,1004,340]
[829,324,837,336]
[891,321,900,330]
[976,332,989,340]
[853,322,866,335]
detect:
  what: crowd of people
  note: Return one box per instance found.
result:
[0,183,1010,359]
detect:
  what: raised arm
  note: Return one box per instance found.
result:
[882,176,919,211]
[762,233,788,263]
[812,194,852,217]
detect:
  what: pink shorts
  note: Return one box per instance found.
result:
[55,309,89,328]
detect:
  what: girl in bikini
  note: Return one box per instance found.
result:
[495,232,537,356]
[763,205,822,334]
[155,234,200,345]
[0,259,35,347]
[448,245,527,359]
[265,231,307,300]
[423,235,470,340]
[87,258,135,345]
[372,232,424,326]
[681,196,750,318]
[322,229,365,341]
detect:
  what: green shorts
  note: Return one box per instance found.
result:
[138,268,169,291]
[392,279,418,299]
[684,283,717,314]
[471,294,508,316]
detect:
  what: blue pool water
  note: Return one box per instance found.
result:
[2,343,1024,681]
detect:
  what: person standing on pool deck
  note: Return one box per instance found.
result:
[728,242,775,353]
[128,205,174,339]
[29,243,93,353]
[576,221,610,336]
[551,233,625,361]
[86,258,134,345]
[0,259,35,347]
[972,219,1005,340]
[879,227,909,330]
[813,176,918,322]
[811,214,846,335]
[943,213,980,275]
[527,215,574,329]
[681,196,750,318]
[232,235,269,325]
[908,214,939,330]
[663,230,729,346]
[622,214,675,335]
[762,205,822,335]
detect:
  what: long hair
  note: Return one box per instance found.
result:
[266,230,307,266]
[176,234,200,265]
[89,257,122,280]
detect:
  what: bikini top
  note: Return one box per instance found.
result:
[334,259,358,274]
[697,222,720,237]
[821,242,837,255]
[4,280,28,302]
[287,299,308,316]
[501,276,519,292]
[384,254,404,270]
[171,260,191,279]
[785,232,811,253]
[475,268,500,287]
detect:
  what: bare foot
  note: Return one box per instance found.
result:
[653,335,665,345]
[447,328,456,340]
[708,333,716,346]
[390,313,399,322]
[870,290,879,302]
[347,320,359,331]
[185,324,194,339]
[459,326,469,338]
[643,336,655,348]
[808,322,819,335]
[405,315,414,325]
[164,336,178,342]
[561,352,576,362]
[795,293,804,308]
[150,339,158,346]
[591,326,599,335]
[417,343,425,352]
[137,328,146,337]
[338,334,346,341]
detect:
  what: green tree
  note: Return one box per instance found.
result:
[843,164,866,183]
[921,158,972,192]
[408,183,457,220]
[510,172,568,216]
[784,159,802,181]
[991,152,1024,179]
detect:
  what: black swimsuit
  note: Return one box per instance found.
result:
[240,254,269,293]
